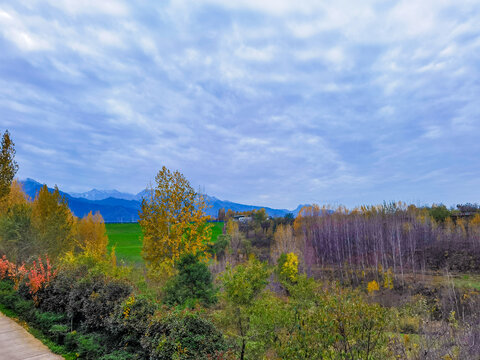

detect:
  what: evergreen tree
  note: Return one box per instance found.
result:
[0,130,19,200]
[163,253,217,308]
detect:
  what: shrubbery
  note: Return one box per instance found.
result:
[0,254,229,360]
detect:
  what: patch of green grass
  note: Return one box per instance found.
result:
[210,221,224,243]
[106,223,143,264]
[453,274,480,291]
[106,222,224,265]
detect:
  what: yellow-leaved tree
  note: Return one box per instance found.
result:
[0,180,30,216]
[76,211,109,259]
[139,166,212,274]
[271,223,297,262]
[31,185,76,259]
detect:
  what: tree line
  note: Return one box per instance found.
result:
[293,203,480,282]
[0,130,109,264]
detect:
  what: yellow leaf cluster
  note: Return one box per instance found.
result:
[367,280,380,294]
[280,252,299,282]
[76,211,108,260]
[383,267,394,290]
[123,295,135,319]
[0,180,29,215]
[31,185,76,259]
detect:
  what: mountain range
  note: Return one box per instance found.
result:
[19,179,305,223]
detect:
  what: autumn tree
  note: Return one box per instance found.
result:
[0,181,33,262]
[139,166,212,274]
[76,211,109,259]
[271,224,297,263]
[225,208,234,221]
[0,202,36,263]
[0,180,30,216]
[31,185,76,259]
[253,208,267,224]
[0,130,19,201]
[225,219,246,264]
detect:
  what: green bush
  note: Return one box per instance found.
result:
[65,331,107,359]
[142,311,227,360]
[12,298,35,321]
[76,333,106,359]
[1,263,229,360]
[105,295,156,355]
[49,324,69,344]
[163,254,217,308]
[32,311,66,333]
[0,280,14,291]
[0,282,16,308]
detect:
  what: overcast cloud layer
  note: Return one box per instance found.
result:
[1,0,479,209]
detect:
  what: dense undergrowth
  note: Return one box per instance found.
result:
[0,255,229,360]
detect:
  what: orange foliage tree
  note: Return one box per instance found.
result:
[139,166,212,274]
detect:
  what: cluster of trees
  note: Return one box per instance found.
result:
[0,130,109,264]
[218,200,480,283]
[215,210,296,264]
[139,166,212,276]
[293,203,480,279]
[427,203,480,222]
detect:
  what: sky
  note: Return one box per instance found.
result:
[1,0,479,210]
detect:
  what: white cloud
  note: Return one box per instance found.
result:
[46,0,129,16]
[2,0,480,208]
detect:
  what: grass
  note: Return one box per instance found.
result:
[106,221,224,264]
[453,274,480,291]
[106,223,143,264]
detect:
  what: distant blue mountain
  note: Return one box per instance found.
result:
[19,179,140,222]
[18,179,305,222]
[203,195,305,218]
[70,189,138,201]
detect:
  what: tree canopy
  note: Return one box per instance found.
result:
[0,130,18,200]
[139,166,212,274]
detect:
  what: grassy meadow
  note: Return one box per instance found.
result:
[106,221,224,264]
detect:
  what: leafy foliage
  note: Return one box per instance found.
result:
[31,185,76,259]
[163,253,217,308]
[0,203,36,263]
[142,311,227,360]
[276,252,299,285]
[217,256,270,360]
[0,130,18,200]
[76,211,109,259]
[139,166,212,274]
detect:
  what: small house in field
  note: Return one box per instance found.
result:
[233,215,252,223]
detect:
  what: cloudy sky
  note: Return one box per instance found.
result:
[1,0,479,209]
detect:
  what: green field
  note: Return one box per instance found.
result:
[106,222,224,264]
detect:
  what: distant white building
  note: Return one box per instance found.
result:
[233,215,252,223]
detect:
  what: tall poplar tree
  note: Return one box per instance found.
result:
[0,130,19,200]
[139,166,212,273]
